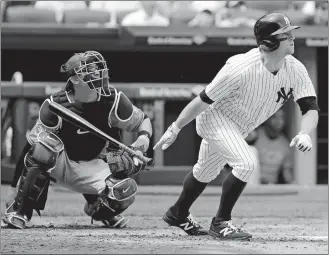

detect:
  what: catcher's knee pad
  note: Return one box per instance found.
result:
[14,131,63,218]
[105,175,137,201]
[84,176,137,222]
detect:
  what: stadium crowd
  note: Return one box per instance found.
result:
[1,1,328,27]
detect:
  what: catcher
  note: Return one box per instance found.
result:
[3,51,153,229]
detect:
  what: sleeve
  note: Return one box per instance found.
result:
[296,96,320,114]
[205,63,241,102]
[109,91,144,132]
[293,61,317,102]
[27,99,62,144]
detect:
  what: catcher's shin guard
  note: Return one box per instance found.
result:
[4,159,56,229]
[4,132,62,229]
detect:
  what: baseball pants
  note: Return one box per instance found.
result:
[49,151,111,195]
[194,115,258,183]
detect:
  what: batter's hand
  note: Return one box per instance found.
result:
[153,122,181,151]
[290,132,312,152]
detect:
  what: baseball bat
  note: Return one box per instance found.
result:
[48,101,154,165]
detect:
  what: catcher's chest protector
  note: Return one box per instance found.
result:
[50,90,121,161]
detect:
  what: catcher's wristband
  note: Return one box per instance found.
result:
[171,122,181,135]
[137,130,151,140]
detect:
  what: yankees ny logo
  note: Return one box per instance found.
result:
[276,87,294,104]
[284,16,290,26]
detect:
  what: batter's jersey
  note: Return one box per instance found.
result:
[197,48,317,135]
[254,127,292,184]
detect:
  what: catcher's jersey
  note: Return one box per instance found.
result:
[28,88,144,162]
[197,48,317,135]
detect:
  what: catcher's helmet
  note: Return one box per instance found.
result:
[254,12,300,51]
[60,51,111,96]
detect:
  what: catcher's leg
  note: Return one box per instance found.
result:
[83,175,137,228]
[83,194,130,228]
[3,131,63,229]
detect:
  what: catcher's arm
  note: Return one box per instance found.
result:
[108,90,153,167]
[129,116,152,168]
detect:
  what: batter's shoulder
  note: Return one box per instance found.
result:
[226,48,260,72]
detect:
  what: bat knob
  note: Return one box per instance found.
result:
[146,159,154,167]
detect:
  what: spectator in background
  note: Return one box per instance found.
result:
[188,9,216,27]
[26,102,40,137]
[89,1,139,27]
[121,1,169,27]
[192,1,225,13]
[190,0,225,27]
[169,1,196,25]
[215,1,265,28]
[1,0,34,22]
[254,108,294,184]
[313,0,328,25]
[34,1,87,23]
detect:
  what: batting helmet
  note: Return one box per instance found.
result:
[254,12,300,51]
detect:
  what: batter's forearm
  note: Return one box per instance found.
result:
[300,110,319,135]
[175,96,209,129]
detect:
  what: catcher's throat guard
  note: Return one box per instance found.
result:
[105,177,137,201]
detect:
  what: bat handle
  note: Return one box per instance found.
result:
[120,145,154,166]
[132,151,154,166]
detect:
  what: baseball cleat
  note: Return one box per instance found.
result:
[101,215,129,229]
[163,208,208,236]
[209,218,252,240]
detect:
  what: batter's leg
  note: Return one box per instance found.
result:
[163,139,225,236]
[203,121,256,240]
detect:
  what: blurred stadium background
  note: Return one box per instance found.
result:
[1,0,328,187]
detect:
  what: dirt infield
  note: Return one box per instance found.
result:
[1,185,328,254]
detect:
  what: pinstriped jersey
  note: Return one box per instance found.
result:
[197,48,317,134]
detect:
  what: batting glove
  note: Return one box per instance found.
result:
[130,135,150,169]
[289,132,312,152]
[153,122,181,151]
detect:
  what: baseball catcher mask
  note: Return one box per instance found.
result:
[60,51,112,96]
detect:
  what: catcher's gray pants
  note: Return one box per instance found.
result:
[49,150,111,195]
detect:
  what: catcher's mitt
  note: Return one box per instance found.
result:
[106,149,142,178]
